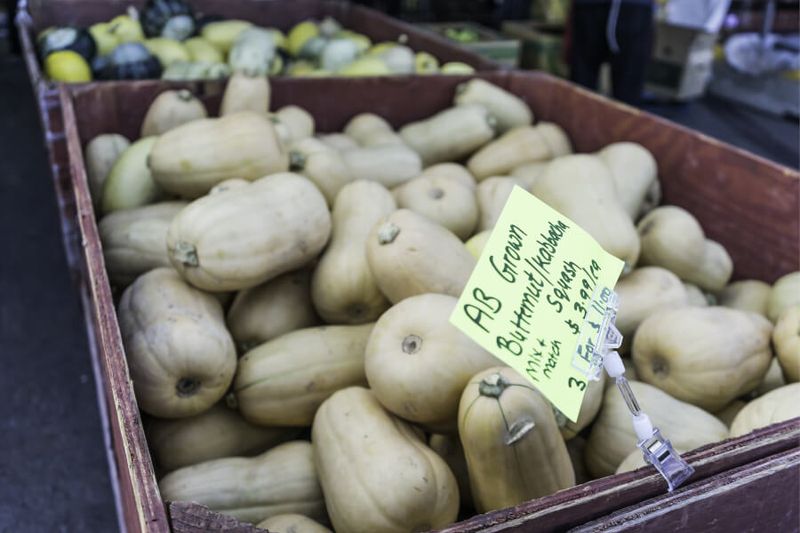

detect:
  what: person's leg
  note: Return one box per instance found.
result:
[569,3,611,91]
[609,3,655,105]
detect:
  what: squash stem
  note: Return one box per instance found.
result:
[289,150,306,171]
[479,372,510,398]
[172,241,199,267]
[377,222,400,245]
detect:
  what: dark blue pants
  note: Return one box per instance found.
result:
[569,2,655,105]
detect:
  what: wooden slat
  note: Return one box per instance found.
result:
[168,502,265,533]
[59,86,170,533]
[570,447,800,532]
[438,419,800,533]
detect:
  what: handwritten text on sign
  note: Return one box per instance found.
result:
[450,187,624,422]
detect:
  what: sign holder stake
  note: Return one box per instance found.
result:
[573,290,695,492]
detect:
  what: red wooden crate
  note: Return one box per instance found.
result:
[58,72,799,531]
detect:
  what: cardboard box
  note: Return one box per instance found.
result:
[646,21,718,100]
[57,72,799,531]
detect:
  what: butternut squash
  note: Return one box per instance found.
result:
[220,73,270,116]
[454,79,532,133]
[596,142,657,219]
[459,367,574,512]
[531,154,640,268]
[416,162,476,190]
[289,142,353,206]
[98,201,187,286]
[476,176,519,231]
[556,372,606,440]
[84,133,130,208]
[167,173,331,292]
[317,133,359,151]
[614,267,689,342]
[465,230,491,259]
[146,403,298,472]
[392,171,478,240]
[226,270,318,352]
[429,433,472,507]
[399,104,495,166]
[311,181,396,324]
[586,380,727,477]
[773,307,800,382]
[536,122,572,158]
[149,111,288,198]
[566,436,592,485]
[365,294,497,430]
[366,209,476,303]
[729,383,800,437]
[638,206,732,291]
[340,144,422,188]
[466,126,550,180]
[756,357,786,395]
[683,282,710,306]
[209,178,250,195]
[632,307,772,412]
[274,105,315,143]
[718,280,771,317]
[686,240,733,292]
[715,400,748,427]
[767,271,800,322]
[141,89,208,137]
[118,268,236,418]
[344,113,404,147]
[257,514,331,533]
[159,441,325,524]
[235,324,374,426]
[509,161,548,190]
[312,387,459,533]
[102,136,162,213]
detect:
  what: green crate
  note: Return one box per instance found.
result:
[502,20,568,77]
[418,22,520,67]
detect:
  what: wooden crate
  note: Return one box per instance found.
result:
[59,72,799,532]
[16,0,501,278]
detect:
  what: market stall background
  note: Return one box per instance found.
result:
[0,1,799,532]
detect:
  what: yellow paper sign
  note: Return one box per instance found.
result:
[450,186,624,422]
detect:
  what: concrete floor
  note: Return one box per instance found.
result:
[0,55,797,532]
[0,58,118,532]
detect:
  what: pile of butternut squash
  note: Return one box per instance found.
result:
[84,75,800,532]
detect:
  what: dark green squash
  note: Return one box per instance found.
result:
[38,27,97,62]
[94,43,162,80]
[141,0,195,41]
